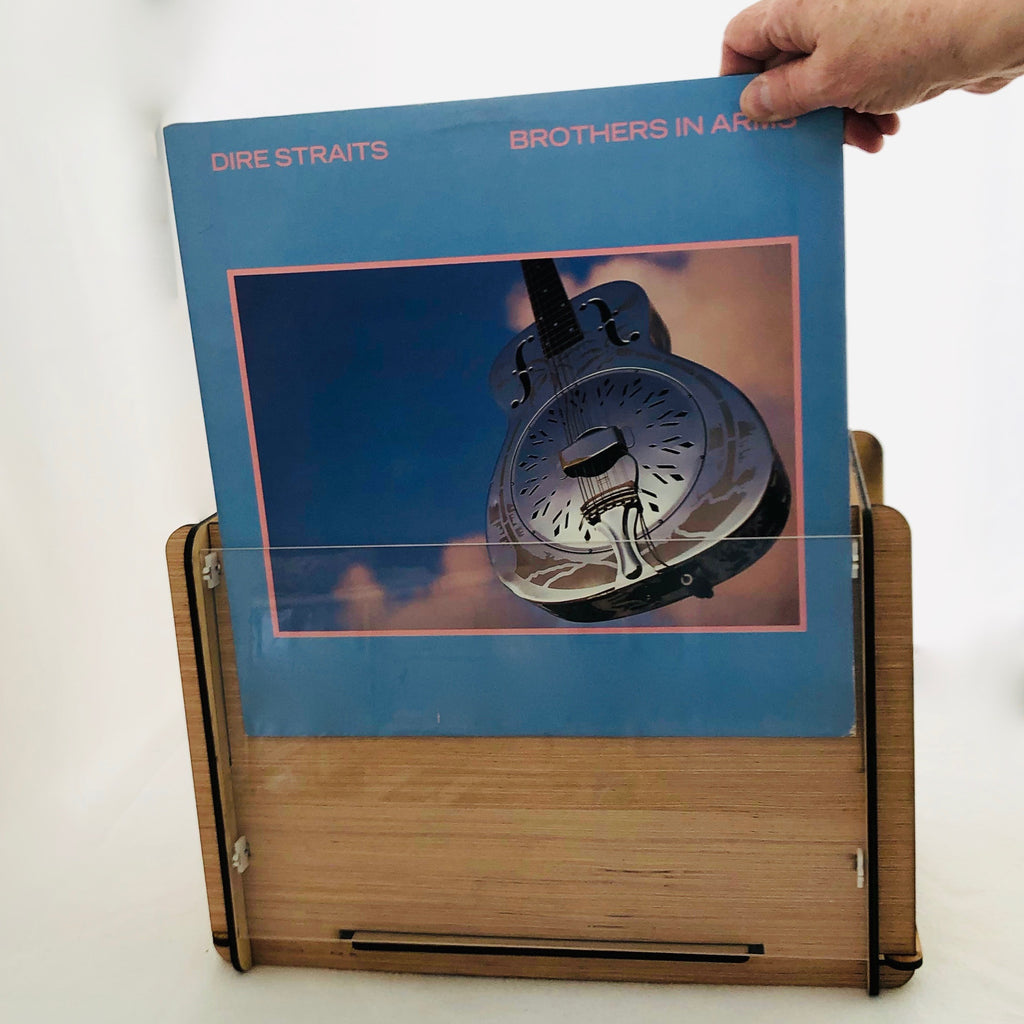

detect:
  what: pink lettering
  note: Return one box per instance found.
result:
[676,116,704,136]
[649,118,669,140]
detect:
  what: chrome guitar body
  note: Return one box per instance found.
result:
[486,259,791,622]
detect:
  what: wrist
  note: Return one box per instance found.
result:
[956,0,1024,80]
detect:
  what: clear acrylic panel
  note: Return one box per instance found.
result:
[187,513,876,976]
[200,531,862,739]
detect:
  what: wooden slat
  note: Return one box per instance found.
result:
[166,526,231,962]
[250,937,867,987]
[872,506,917,955]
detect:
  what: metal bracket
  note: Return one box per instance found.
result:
[202,552,222,589]
[855,847,865,888]
[851,539,861,580]
[231,836,250,874]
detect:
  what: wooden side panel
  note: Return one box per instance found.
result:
[871,506,917,955]
[851,431,884,506]
[190,524,253,970]
[166,525,232,961]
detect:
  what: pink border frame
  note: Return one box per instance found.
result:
[227,239,806,638]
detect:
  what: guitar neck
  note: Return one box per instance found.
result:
[521,259,584,358]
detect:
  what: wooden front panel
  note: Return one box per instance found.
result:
[200,514,870,971]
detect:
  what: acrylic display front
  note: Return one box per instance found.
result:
[203,532,859,737]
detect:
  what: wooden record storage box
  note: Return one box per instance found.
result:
[166,431,920,993]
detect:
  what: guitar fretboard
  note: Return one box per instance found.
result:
[521,259,584,359]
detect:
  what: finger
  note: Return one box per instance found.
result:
[843,112,883,153]
[720,42,767,76]
[872,111,900,136]
[722,1,784,65]
[843,111,896,154]
[723,0,818,62]
[765,49,799,71]
[740,58,829,121]
[879,113,900,135]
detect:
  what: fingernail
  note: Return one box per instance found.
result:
[743,80,774,121]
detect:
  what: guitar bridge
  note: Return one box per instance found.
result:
[581,483,641,525]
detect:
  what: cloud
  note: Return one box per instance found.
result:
[332,535,547,631]
[330,532,801,632]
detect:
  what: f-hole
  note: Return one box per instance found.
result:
[579,297,641,346]
[510,336,535,409]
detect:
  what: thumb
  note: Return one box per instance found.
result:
[740,58,826,122]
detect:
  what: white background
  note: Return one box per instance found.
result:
[2,1,1022,1020]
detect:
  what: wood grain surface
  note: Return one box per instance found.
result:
[872,506,917,958]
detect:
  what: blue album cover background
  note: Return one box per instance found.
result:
[165,77,856,737]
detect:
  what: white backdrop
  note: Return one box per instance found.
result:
[2,1,1022,1020]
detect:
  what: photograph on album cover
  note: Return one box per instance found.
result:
[229,241,805,637]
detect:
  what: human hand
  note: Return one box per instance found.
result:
[721,0,1024,152]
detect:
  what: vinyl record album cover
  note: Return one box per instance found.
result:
[165,76,855,736]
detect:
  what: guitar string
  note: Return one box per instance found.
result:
[525,262,596,516]
[556,333,662,558]
[541,264,622,520]
[527,261,645,542]
[526,260,682,562]
[551,285,619,529]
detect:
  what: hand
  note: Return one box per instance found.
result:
[720,0,1024,152]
